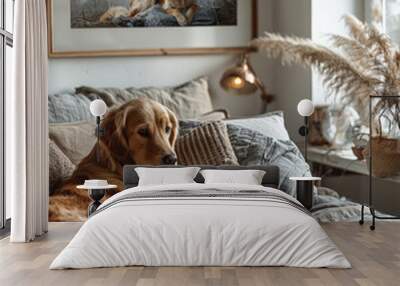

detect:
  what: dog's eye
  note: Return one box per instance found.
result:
[138,128,150,138]
[165,126,171,133]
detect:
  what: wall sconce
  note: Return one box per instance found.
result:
[220,53,274,108]
[297,99,315,162]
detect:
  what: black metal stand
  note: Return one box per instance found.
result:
[95,116,105,164]
[299,116,309,162]
[359,95,400,230]
[88,189,106,216]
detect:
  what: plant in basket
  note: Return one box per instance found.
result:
[369,97,400,177]
[251,14,400,175]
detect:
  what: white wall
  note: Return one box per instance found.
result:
[48,0,275,118]
[270,0,312,141]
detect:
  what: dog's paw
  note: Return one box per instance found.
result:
[176,14,188,26]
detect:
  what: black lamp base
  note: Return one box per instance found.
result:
[88,189,106,216]
[296,180,314,210]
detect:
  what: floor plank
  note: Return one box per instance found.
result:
[0,222,399,286]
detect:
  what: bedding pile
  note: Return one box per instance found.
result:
[48,78,368,223]
[179,115,369,223]
[50,183,350,269]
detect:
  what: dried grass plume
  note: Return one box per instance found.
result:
[251,15,400,126]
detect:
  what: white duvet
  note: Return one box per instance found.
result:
[50,183,351,269]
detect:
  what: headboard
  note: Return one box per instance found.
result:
[123,165,280,189]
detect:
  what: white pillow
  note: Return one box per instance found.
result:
[135,167,201,186]
[226,111,290,141]
[200,169,266,185]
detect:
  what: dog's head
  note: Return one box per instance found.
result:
[102,99,178,165]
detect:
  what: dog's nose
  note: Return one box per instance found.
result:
[161,154,177,165]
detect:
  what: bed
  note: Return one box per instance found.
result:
[50,165,350,269]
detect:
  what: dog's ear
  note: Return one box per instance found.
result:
[101,107,132,163]
[166,107,178,147]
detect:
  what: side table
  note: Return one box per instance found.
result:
[77,184,117,216]
[289,177,321,210]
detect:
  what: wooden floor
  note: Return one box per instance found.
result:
[0,222,399,286]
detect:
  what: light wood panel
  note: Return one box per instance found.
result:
[0,222,399,286]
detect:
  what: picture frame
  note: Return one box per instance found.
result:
[47,0,257,58]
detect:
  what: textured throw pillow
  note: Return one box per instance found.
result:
[49,139,76,193]
[176,121,239,166]
[227,124,311,197]
[75,77,213,120]
[135,167,201,186]
[179,120,202,137]
[200,169,266,185]
[49,121,96,165]
[226,111,290,141]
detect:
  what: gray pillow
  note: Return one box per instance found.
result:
[75,77,213,120]
[49,78,213,123]
[227,124,311,197]
[49,139,76,193]
[48,91,93,123]
[49,121,96,165]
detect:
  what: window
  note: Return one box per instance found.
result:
[384,0,400,43]
[367,0,400,42]
[0,0,14,234]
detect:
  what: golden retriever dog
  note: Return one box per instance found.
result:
[99,6,129,24]
[127,0,155,18]
[49,99,178,222]
[128,0,198,26]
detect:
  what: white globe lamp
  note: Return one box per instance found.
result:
[90,99,107,117]
[297,99,315,117]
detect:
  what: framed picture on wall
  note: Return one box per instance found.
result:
[47,0,257,58]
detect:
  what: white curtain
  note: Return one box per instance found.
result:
[8,0,49,242]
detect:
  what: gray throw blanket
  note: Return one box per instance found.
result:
[226,124,311,197]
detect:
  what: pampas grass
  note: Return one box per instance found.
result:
[251,15,400,129]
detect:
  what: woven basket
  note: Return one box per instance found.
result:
[370,137,400,177]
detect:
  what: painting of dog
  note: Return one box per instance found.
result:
[49,98,178,222]
[70,0,237,28]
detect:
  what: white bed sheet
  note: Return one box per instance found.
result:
[50,183,350,269]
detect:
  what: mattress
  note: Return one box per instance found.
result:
[50,183,350,269]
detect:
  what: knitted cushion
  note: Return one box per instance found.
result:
[176,121,238,166]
